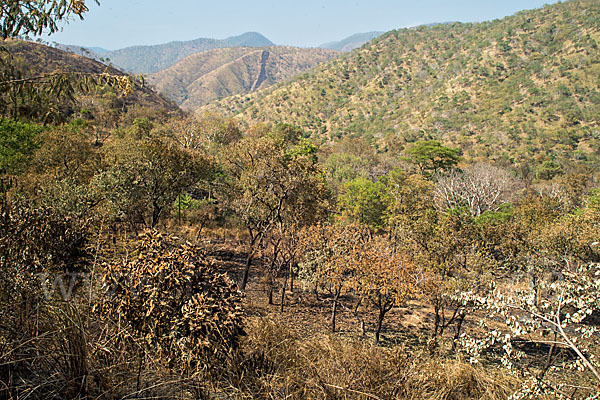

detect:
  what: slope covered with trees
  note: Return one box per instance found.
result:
[205,0,600,174]
[1,39,177,121]
[147,46,339,110]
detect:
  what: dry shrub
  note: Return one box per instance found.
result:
[96,230,244,375]
[218,317,518,400]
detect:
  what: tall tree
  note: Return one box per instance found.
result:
[220,126,330,291]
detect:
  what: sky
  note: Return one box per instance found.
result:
[47,0,560,50]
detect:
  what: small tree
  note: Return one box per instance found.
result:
[299,223,370,333]
[97,230,244,376]
[96,136,211,229]
[352,237,420,345]
[434,163,520,217]
[220,127,329,291]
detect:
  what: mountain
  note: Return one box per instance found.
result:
[55,44,99,58]
[147,46,339,111]
[203,0,600,170]
[88,46,109,54]
[3,39,177,114]
[102,32,274,74]
[320,31,385,52]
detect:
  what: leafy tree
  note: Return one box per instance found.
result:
[338,177,389,231]
[220,127,329,291]
[535,159,563,180]
[405,140,460,176]
[0,118,43,174]
[352,236,419,345]
[299,223,370,333]
[96,135,211,229]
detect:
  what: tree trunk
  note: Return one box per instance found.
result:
[267,281,274,305]
[375,309,384,345]
[374,296,391,345]
[289,263,295,292]
[331,297,339,333]
[240,231,260,291]
[240,252,253,291]
[451,311,466,352]
[280,273,287,313]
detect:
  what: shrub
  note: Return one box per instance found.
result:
[97,230,244,374]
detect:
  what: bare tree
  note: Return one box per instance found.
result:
[434,163,520,217]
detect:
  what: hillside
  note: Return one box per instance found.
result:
[2,39,178,114]
[103,32,274,74]
[147,46,340,110]
[320,31,384,52]
[203,0,600,171]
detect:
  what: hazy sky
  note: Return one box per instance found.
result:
[47,0,559,50]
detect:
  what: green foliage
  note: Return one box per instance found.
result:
[405,140,460,176]
[0,118,43,174]
[95,135,211,228]
[339,177,389,230]
[535,159,562,180]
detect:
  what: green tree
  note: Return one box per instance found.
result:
[96,135,211,229]
[0,118,43,174]
[405,140,460,176]
[339,177,389,231]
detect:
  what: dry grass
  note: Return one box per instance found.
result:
[211,317,519,400]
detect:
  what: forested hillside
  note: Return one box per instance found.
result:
[0,39,177,122]
[147,46,339,109]
[205,0,600,174]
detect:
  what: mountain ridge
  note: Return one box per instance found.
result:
[100,32,274,74]
[147,46,339,110]
[320,31,385,52]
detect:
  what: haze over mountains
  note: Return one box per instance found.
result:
[320,32,385,52]
[203,0,600,170]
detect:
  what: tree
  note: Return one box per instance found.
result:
[220,127,330,291]
[1,0,97,38]
[460,261,600,399]
[353,236,420,345]
[338,177,389,231]
[299,223,370,333]
[97,230,244,377]
[95,135,211,229]
[0,118,43,174]
[405,140,460,176]
[434,163,519,217]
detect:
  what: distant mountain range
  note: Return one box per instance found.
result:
[320,32,385,52]
[147,46,339,110]
[202,0,600,170]
[75,32,276,74]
